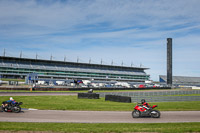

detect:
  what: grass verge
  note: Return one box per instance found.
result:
[0,78,25,82]
[0,122,200,133]
[0,95,200,111]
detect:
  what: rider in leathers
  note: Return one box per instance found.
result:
[141,99,151,111]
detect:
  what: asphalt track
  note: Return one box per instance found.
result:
[0,110,200,123]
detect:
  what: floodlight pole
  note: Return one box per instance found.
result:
[20,51,22,58]
[3,49,6,56]
[89,58,91,64]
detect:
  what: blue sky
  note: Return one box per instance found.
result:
[0,0,200,81]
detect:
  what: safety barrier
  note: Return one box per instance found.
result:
[78,93,99,99]
[131,96,200,102]
[98,90,200,97]
[105,95,131,103]
[98,90,200,102]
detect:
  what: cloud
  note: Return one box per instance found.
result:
[0,0,200,80]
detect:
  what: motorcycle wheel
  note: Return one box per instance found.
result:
[1,105,6,112]
[151,110,160,118]
[13,106,21,113]
[0,105,3,112]
[132,110,140,118]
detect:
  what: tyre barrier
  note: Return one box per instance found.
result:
[105,95,132,103]
[78,93,100,99]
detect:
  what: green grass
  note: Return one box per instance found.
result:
[0,95,200,111]
[0,95,131,111]
[0,122,199,133]
[155,101,200,111]
[0,78,25,82]
[0,90,31,92]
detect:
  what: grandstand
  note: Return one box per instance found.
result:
[0,56,150,84]
[159,75,200,86]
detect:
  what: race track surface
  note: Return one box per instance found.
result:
[0,110,200,123]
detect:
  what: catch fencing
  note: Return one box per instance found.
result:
[97,90,200,102]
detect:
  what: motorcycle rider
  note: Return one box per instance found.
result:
[141,99,151,111]
[8,97,16,104]
[2,97,16,108]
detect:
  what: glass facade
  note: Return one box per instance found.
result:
[0,56,150,82]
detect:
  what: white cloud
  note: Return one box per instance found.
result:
[0,0,200,81]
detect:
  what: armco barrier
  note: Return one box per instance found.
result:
[131,96,200,102]
[78,93,99,99]
[98,90,200,102]
[98,90,200,97]
[105,95,131,103]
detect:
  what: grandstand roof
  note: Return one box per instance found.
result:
[0,56,149,71]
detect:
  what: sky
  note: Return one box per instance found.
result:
[0,0,200,81]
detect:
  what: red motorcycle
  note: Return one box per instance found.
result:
[132,103,160,118]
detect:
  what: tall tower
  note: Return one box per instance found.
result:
[167,38,172,86]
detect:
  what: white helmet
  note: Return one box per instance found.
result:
[10,97,14,100]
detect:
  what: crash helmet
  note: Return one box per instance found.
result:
[141,99,146,104]
[10,97,14,100]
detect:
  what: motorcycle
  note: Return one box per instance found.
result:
[1,101,23,113]
[132,103,160,118]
